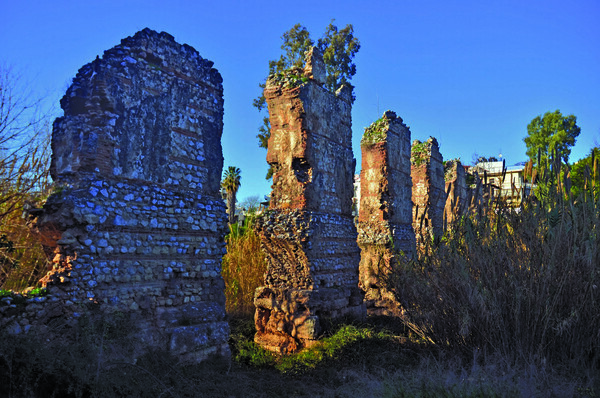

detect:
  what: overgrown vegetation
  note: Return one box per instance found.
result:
[361,116,389,146]
[390,152,600,372]
[268,67,309,90]
[221,213,267,316]
[254,22,360,180]
[410,140,430,166]
[2,312,594,397]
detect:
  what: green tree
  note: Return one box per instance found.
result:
[524,110,581,167]
[317,22,360,94]
[253,21,360,179]
[221,166,241,225]
[569,146,599,197]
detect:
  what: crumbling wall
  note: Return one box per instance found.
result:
[254,48,364,353]
[444,159,468,225]
[411,138,446,242]
[357,111,414,316]
[9,29,230,362]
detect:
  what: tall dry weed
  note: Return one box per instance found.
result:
[222,216,267,316]
[391,156,600,368]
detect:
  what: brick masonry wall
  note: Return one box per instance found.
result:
[357,111,415,316]
[254,48,365,354]
[411,137,446,242]
[2,29,230,363]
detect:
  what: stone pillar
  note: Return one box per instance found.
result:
[444,159,468,225]
[33,29,230,362]
[357,111,415,316]
[254,48,365,353]
[411,137,446,243]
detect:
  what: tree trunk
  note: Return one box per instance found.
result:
[227,192,236,224]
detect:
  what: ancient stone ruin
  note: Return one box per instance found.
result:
[444,159,468,225]
[411,137,446,242]
[357,111,415,316]
[254,48,365,353]
[20,29,230,362]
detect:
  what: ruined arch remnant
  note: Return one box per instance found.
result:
[254,48,365,353]
[28,29,229,362]
[357,111,416,316]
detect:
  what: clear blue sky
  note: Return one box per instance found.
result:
[2,0,599,202]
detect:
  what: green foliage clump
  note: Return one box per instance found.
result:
[267,67,309,89]
[0,286,46,301]
[254,21,360,180]
[569,147,600,197]
[524,109,581,166]
[411,141,429,166]
[232,320,405,375]
[361,117,389,146]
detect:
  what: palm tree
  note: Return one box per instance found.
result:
[221,166,241,225]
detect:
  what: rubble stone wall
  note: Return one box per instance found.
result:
[254,48,364,354]
[411,137,446,242]
[357,111,415,315]
[444,160,468,225]
[3,29,230,363]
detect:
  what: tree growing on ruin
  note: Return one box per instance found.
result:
[253,21,360,179]
[221,166,241,225]
[524,110,581,167]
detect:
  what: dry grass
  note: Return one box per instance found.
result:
[390,158,600,369]
[221,216,268,316]
[2,312,596,397]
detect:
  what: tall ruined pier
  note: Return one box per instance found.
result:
[357,111,415,315]
[444,159,468,225]
[411,137,446,242]
[254,48,365,353]
[32,29,230,362]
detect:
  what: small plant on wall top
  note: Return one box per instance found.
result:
[411,141,429,166]
[269,66,309,89]
[361,116,389,146]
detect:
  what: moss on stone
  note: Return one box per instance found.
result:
[361,117,389,146]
